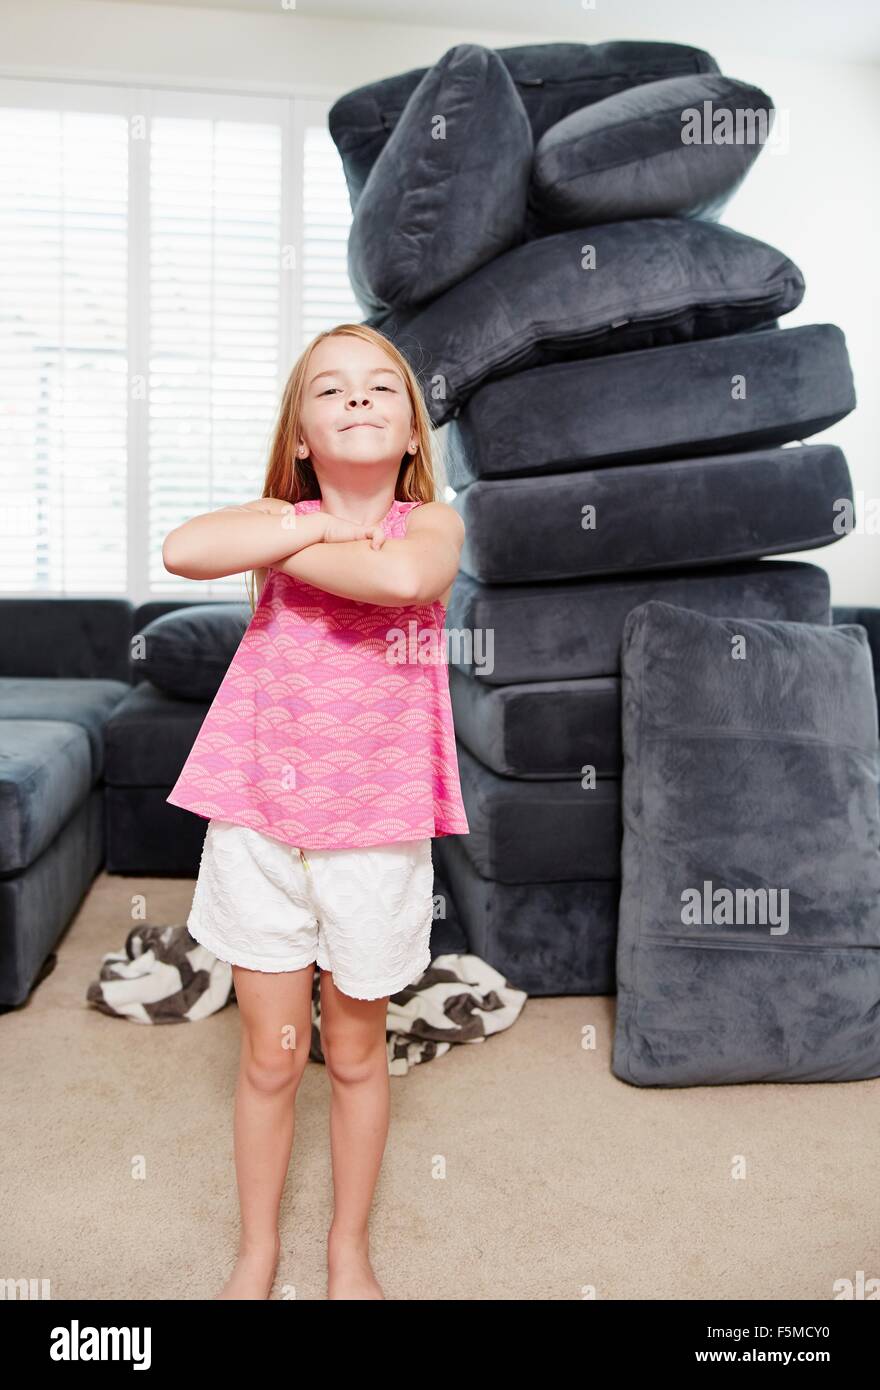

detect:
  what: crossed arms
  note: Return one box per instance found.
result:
[162,498,464,607]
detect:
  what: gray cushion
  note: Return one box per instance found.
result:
[448,559,830,683]
[433,831,619,996]
[444,323,855,484]
[329,39,720,208]
[454,443,851,582]
[530,74,773,229]
[104,681,212,786]
[135,604,248,701]
[449,664,622,778]
[0,676,129,777]
[612,601,880,1086]
[0,598,134,681]
[455,742,620,883]
[378,218,804,425]
[0,720,93,873]
[348,44,533,316]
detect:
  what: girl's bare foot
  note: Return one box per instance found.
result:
[327,1228,384,1300]
[216,1233,282,1299]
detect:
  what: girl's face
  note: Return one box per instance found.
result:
[298,336,417,472]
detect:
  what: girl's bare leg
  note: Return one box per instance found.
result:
[216,961,315,1299]
[319,969,390,1300]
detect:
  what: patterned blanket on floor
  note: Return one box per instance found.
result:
[86,924,527,1074]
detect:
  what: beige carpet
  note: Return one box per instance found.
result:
[3,866,878,1301]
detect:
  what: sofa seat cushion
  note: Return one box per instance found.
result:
[454,444,852,582]
[0,677,130,778]
[455,743,620,883]
[449,666,622,778]
[448,559,830,683]
[0,720,93,873]
[103,681,211,787]
[348,44,533,315]
[433,831,619,996]
[444,323,855,484]
[377,217,804,425]
[612,601,880,1086]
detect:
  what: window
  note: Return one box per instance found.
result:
[0,104,129,595]
[0,80,362,600]
[301,123,363,345]
[147,111,284,597]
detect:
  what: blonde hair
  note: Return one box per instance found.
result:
[245,323,443,613]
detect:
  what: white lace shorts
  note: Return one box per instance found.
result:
[185,819,435,1000]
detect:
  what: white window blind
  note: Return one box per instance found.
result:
[0,106,129,593]
[301,124,363,346]
[148,114,284,597]
[0,82,364,599]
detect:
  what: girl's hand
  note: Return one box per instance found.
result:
[321,513,387,550]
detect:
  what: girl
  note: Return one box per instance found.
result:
[162,323,469,1300]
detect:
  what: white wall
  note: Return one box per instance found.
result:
[3,0,878,603]
[709,50,880,607]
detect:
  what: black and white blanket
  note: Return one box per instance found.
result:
[87,924,527,1074]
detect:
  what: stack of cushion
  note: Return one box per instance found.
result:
[440,562,833,995]
[330,39,863,1009]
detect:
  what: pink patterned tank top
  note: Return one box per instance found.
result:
[166,497,470,850]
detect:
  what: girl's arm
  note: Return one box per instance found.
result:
[272,502,464,607]
[162,498,327,581]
